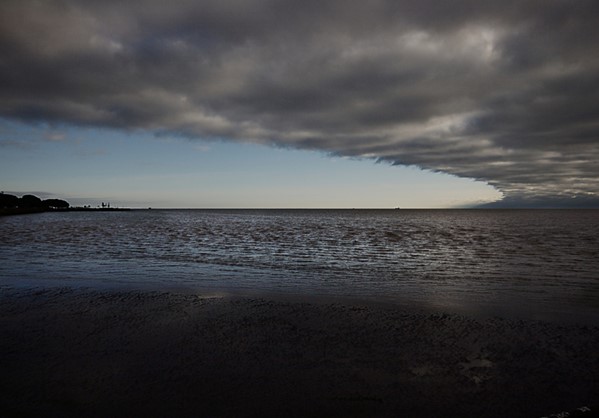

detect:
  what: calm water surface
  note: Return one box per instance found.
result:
[1,209,598,321]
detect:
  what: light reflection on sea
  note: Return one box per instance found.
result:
[1,209,598,322]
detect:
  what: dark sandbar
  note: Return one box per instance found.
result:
[1,287,598,417]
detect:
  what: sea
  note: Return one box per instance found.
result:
[1,209,598,322]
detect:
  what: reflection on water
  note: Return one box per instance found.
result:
[1,209,598,321]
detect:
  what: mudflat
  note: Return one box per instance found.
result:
[1,287,598,417]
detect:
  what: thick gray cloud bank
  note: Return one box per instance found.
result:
[2,0,599,206]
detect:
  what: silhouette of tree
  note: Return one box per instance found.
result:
[42,199,70,209]
[19,194,43,209]
[0,193,19,209]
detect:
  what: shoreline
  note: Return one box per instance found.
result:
[1,286,598,417]
[0,207,131,217]
[3,278,598,326]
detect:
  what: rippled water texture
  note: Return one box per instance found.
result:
[1,209,599,321]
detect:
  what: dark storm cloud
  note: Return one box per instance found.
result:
[1,0,599,205]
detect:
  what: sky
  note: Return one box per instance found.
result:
[1,0,598,208]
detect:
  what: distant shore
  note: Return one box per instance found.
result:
[61,207,131,212]
[0,207,46,216]
[0,207,131,216]
[1,286,597,418]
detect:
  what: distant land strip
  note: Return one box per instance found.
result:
[0,192,129,216]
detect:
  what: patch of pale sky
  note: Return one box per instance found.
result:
[0,121,501,208]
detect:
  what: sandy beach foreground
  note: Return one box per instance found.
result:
[1,287,598,418]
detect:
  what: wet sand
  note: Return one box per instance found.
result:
[1,287,598,417]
